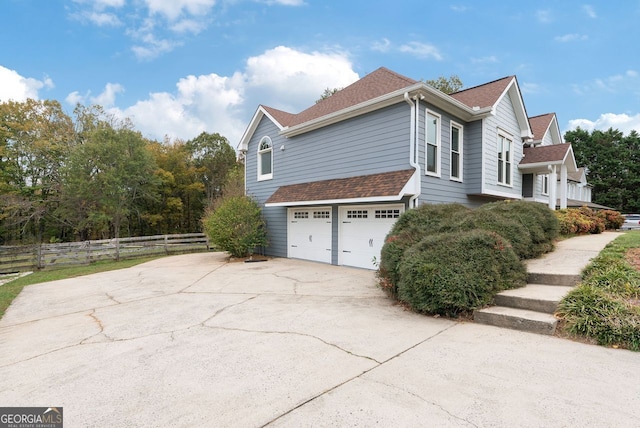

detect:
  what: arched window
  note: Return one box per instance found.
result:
[257,136,273,180]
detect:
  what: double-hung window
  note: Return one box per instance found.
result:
[497,132,512,186]
[257,136,273,181]
[426,111,441,176]
[450,121,463,181]
[541,174,549,195]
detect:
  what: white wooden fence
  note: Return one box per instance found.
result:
[0,233,209,274]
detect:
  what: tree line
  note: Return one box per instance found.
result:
[565,127,640,213]
[0,99,239,245]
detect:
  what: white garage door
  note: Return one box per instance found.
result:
[288,207,332,264]
[339,204,404,269]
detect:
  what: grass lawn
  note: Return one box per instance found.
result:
[556,231,640,351]
[0,256,164,320]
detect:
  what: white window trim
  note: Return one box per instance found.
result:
[541,174,549,196]
[497,130,513,187]
[257,136,273,181]
[450,120,463,182]
[425,109,441,177]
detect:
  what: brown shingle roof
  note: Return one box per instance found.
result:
[265,169,415,204]
[267,67,417,128]
[262,105,297,127]
[529,113,555,141]
[450,76,514,109]
[521,144,571,165]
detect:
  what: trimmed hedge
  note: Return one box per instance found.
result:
[377,200,558,316]
[378,203,470,295]
[397,230,527,316]
[477,200,558,257]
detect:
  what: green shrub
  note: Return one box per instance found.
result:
[478,200,558,257]
[378,203,470,295]
[202,196,268,258]
[396,230,527,317]
[439,208,535,260]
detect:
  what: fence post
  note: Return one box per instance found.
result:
[115,237,120,262]
[36,244,43,270]
[86,240,91,264]
[164,235,169,255]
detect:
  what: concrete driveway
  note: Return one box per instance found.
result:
[1,253,639,427]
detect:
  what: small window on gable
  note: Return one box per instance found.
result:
[426,110,441,177]
[450,121,463,181]
[257,136,273,181]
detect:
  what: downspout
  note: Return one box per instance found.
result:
[404,93,421,208]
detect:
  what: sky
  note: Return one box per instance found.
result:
[2,0,640,147]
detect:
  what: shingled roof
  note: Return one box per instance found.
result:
[265,169,415,205]
[529,113,555,141]
[450,76,514,109]
[284,67,417,128]
[521,144,571,165]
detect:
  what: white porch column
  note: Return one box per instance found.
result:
[559,164,568,209]
[548,166,557,210]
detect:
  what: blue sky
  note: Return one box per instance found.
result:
[2,0,640,146]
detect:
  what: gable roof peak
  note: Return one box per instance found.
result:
[287,67,417,127]
[449,75,515,109]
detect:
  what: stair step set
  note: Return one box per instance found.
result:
[474,274,579,335]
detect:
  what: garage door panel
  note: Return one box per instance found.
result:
[288,208,332,264]
[339,205,403,269]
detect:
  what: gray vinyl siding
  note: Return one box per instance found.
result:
[481,92,523,198]
[464,120,484,195]
[245,102,412,258]
[541,130,553,146]
[416,103,477,206]
[276,103,411,182]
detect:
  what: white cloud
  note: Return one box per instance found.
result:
[92,46,359,144]
[399,42,443,61]
[583,4,597,18]
[520,82,543,95]
[471,55,498,64]
[568,113,640,135]
[243,46,359,113]
[371,38,391,53]
[257,0,306,5]
[144,0,216,21]
[450,5,468,12]
[555,33,588,42]
[573,70,639,95]
[0,66,53,102]
[65,83,125,107]
[536,9,552,23]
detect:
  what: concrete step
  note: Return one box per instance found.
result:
[494,284,574,314]
[527,272,581,287]
[473,306,558,335]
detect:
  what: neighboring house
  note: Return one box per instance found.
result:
[238,67,589,269]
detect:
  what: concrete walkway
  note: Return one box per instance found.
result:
[1,235,639,427]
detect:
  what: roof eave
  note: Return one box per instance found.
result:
[281,83,491,138]
[238,106,285,151]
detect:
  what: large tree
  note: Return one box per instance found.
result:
[425,75,464,94]
[185,132,237,202]
[0,99,75,243]
[60,125,160,241]
[565,127,640,213]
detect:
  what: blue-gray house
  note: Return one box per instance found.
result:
[238,67,585,269]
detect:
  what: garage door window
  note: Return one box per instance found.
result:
[375,209,401,219]
[293,211,309,219]
[314,211,330,219]
[347,210,368,219]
